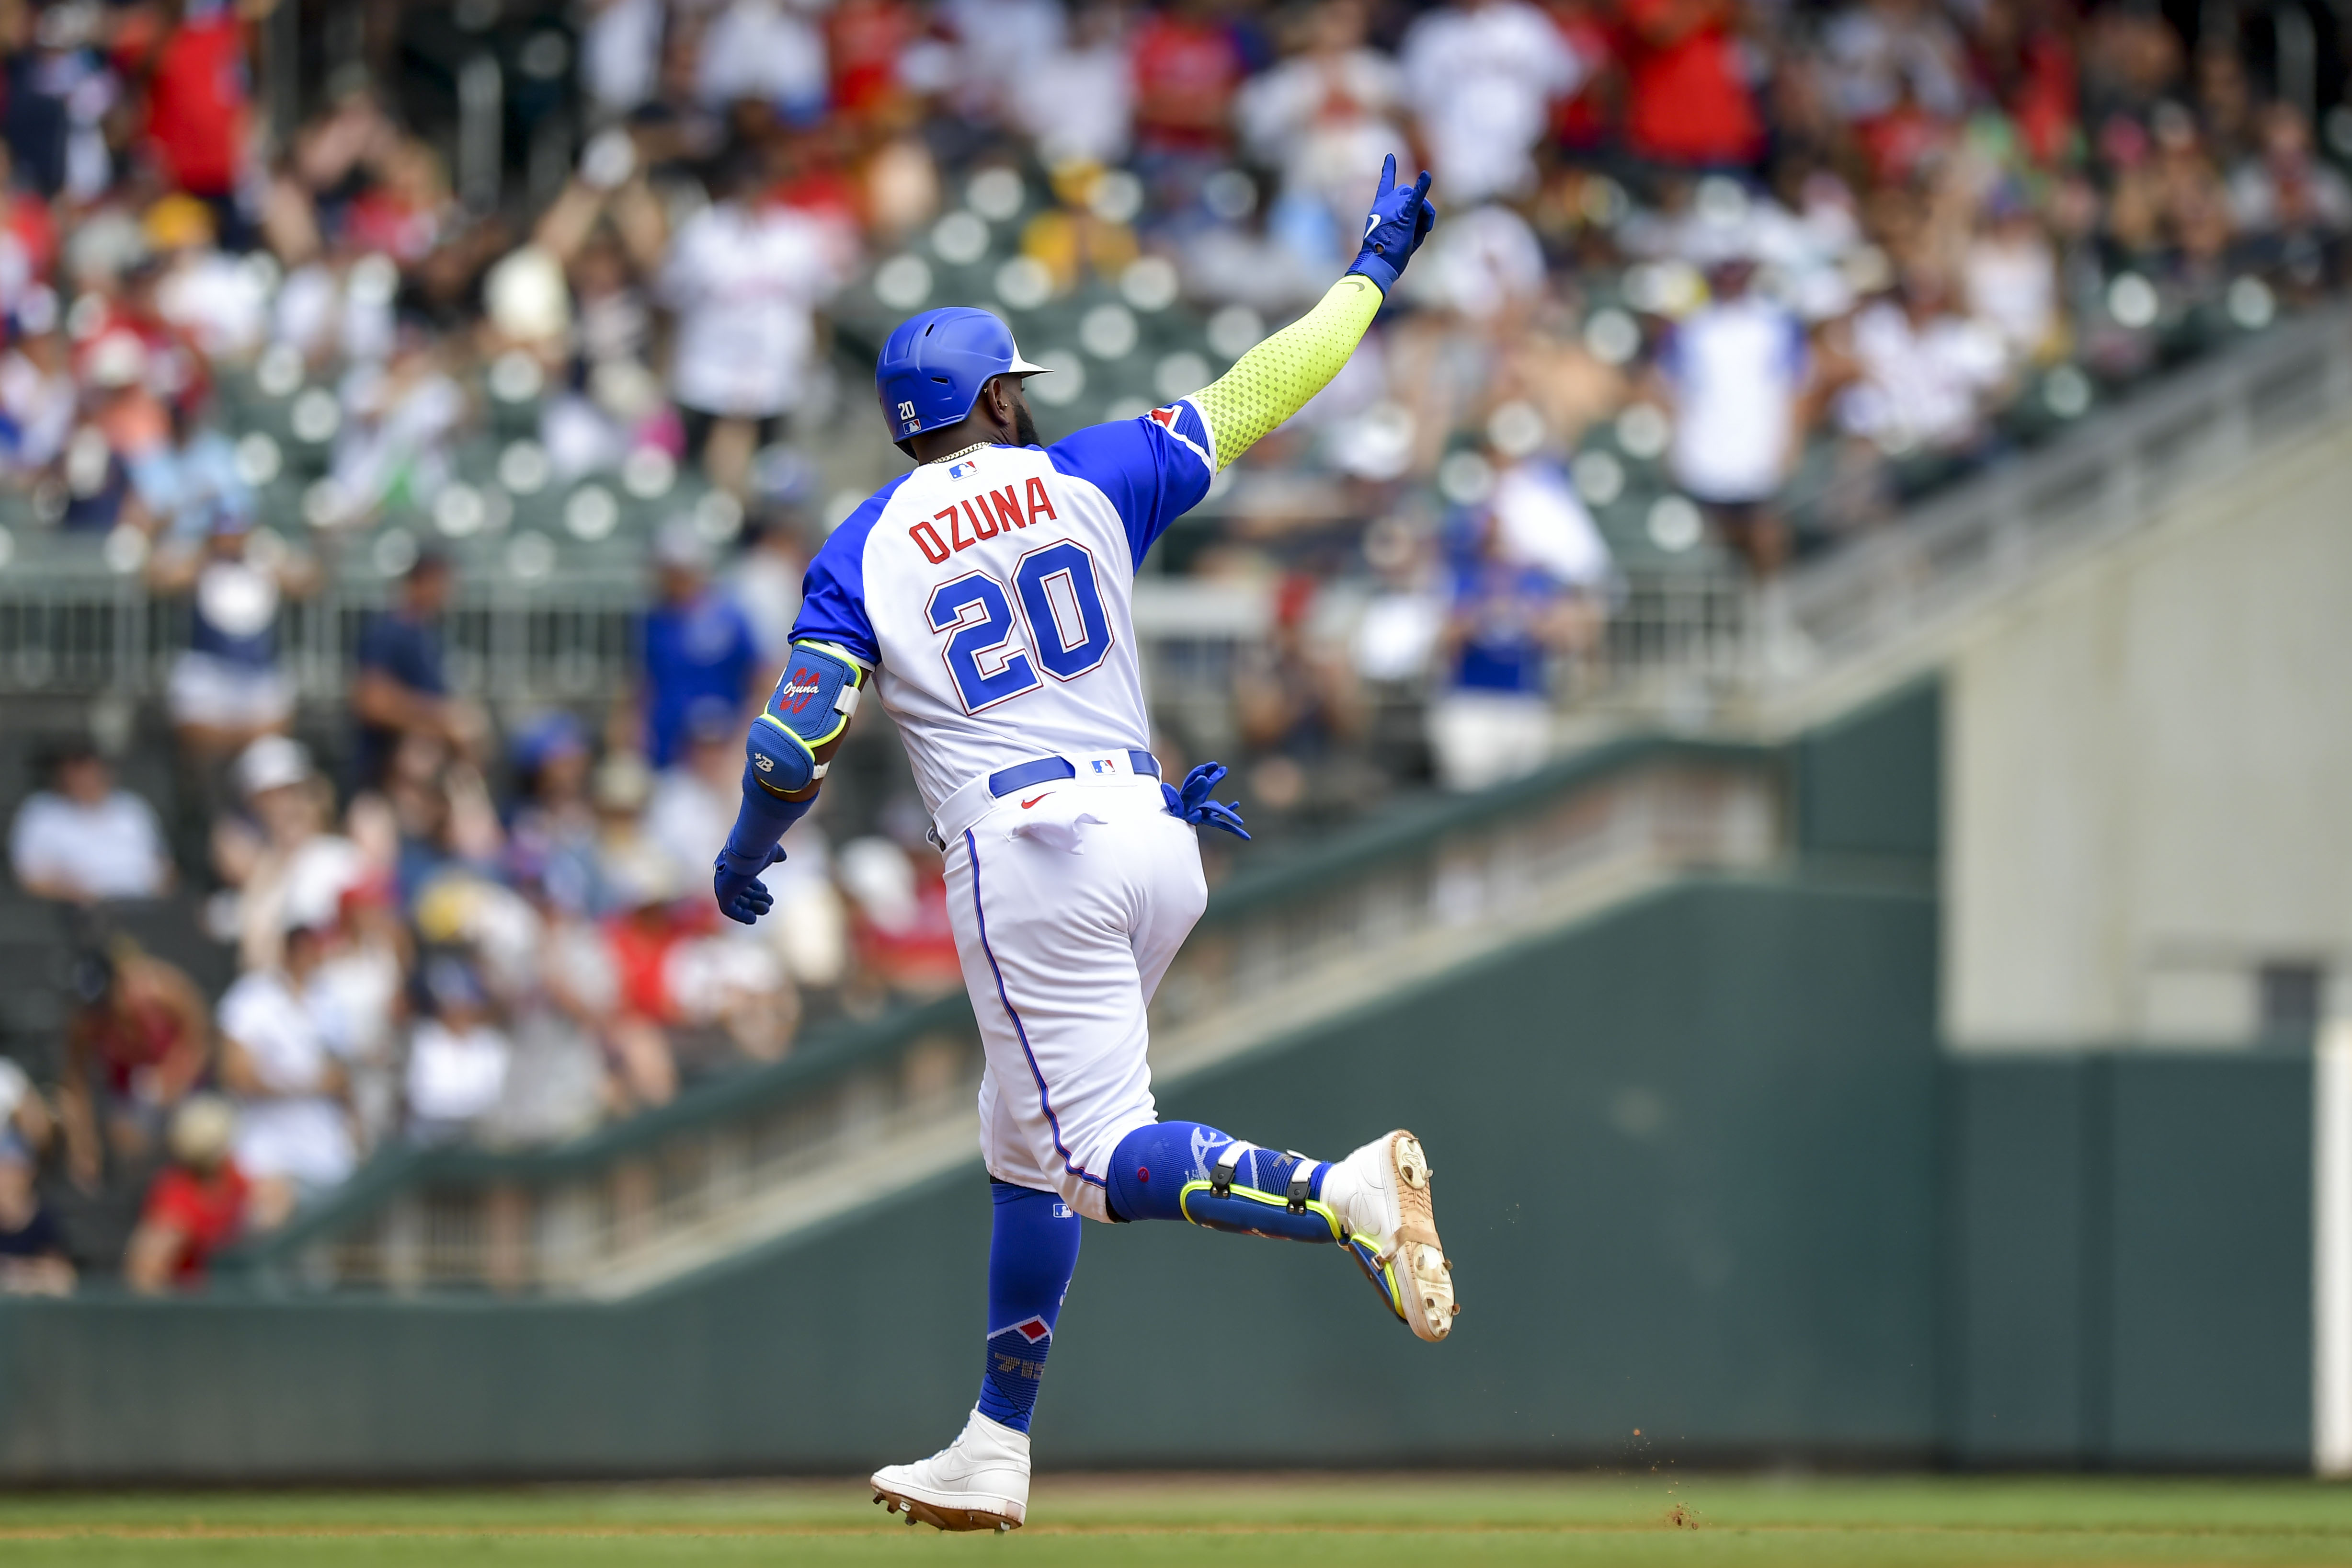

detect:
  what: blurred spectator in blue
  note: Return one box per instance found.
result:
[352,550,481,789]
[1659,256,1811,575]
[1429,511,1596,793]
[504,712,605,916]
[0,283,73,476]
[404,955,512,1145]
[148,504,315,762]
[9,741,173,902]
[0,1058,69,1295]
[637,518,759,769]
[2,0,118,202]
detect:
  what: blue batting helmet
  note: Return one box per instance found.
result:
[875,307,1049,446]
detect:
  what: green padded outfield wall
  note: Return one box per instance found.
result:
[0,682,2312,1476]
[0,873,1943,1479]
[1944,1052,2313,1468]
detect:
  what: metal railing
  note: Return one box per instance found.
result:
[224,735,1780,1296]
[1765,306,2352,686]
[0,569,645,708]
[4,308,2347,721]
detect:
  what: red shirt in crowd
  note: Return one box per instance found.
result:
[828,0,915,119]
[1549,0,1618,150]
[1619,0,1764,168]
[140,1161,251,1284]
[1130,11,1246,152]
[144,11,249,198]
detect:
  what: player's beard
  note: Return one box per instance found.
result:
[1012,394,1040,448]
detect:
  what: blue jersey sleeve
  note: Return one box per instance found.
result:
[1045,400,1216,570]
[788,473,908,666]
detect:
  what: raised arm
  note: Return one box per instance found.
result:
[1188,156,1437,470]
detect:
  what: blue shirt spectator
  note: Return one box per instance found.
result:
[352,552,465,787]
[639,520,759,769]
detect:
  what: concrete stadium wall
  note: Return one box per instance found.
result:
[1944,420,2352,1049]
[0,872,1944,1480]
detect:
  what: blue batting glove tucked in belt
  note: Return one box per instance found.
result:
[1164,761,1250,842]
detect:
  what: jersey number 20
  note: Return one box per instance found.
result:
[925,540,1113,713]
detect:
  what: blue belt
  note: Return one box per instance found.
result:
[988,750,1160,797]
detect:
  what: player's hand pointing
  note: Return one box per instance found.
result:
[713,843,788,924]
[1348,154,1437,296]
[1164,761,1251,842]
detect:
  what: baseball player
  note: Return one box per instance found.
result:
[713,157,1449,1532]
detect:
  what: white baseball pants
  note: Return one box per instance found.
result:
[942,772,1207,1221]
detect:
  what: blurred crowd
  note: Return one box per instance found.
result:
[2,0,2349,1287]
[6,542,967,1290]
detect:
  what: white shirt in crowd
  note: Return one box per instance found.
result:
[947,0,1068,124]
[1400,0,1581,204]
[1964,229,2059,365]
[1489,459,1612,587]
[8,787,170,900]
[1013,39,1133,168]
[219,969,355,1189]
[1663,296,1812,504]
[1838,301,2009,454]
[661,199,851,419]
[406,1020,512,1127]
[582,0,668,116]
[1238,46,1409,245]
[697,0,829,115]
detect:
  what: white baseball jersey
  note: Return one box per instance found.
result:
[791,402,1217,813]
[788,403,1222,1216]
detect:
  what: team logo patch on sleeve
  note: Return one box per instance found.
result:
[1146,401,1215,470]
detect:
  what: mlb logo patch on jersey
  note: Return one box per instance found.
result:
[947,455,982,481]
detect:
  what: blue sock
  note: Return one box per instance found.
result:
[1106,1122,1331,1236]
[977,1182,1083,1433]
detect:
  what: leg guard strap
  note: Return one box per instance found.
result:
[1178,1179,1344,1245]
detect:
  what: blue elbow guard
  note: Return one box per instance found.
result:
[747,641,867,795]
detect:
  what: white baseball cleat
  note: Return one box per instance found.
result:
[869,1407,1030,1532]
[1332,1129,1458,1343]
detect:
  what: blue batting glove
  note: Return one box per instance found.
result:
[1163,761,1251,842]
[1348,154,1437,295]
[713,842,788,925]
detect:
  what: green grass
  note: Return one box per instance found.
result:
[3,1475,2350,1566]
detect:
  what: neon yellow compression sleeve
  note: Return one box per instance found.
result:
[1188,274,1383,471]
